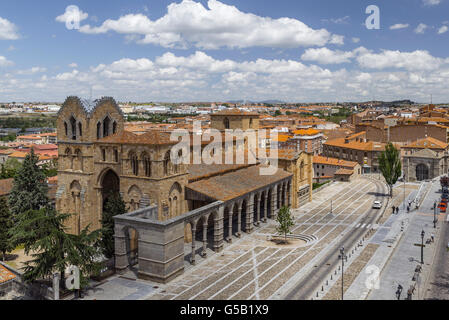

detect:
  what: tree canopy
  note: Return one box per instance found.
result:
[100,192,127,259]
[0,197,14,261]
[8,149,49,216]
[276,206,295,243]
[12,208,102,289]
[379,142,402,197]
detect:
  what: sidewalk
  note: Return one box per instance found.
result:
[344,179,441,300]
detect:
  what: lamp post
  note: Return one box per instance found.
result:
[420,230,425,264]
[403,179,406,210]
[434,201,437,229]
[396,284,403,300]
[338,247,347,300]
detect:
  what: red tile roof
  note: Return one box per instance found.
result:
[0,264,16,284]
[186,165,292,201]
[99,130,177,145]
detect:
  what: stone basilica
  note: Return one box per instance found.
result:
[56,96,313,282]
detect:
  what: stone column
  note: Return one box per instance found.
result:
[114,224,129,274]
[236,203,242,238]
[191,221,197,265]
[246,196,254,233]
[263,192,268,222]
[287,182,291,207]
[282,184,286,207]
[52,273,60,301]
[201,216,209,257]
[271,187,278,220]
[227,207,233,243]
[213,207,224,252]
[255,195,260,226]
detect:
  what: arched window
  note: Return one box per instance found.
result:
[102,148,106,162]
[64,122,68,136]
[300,161,305,180]
[224,117,230,129]
[70,116,77,140]
[103,116,110,137]
[78,122,82,137]
[130,152,139,176]
[143,154,151,177]
[113,121,117,134]
[164,151,170,175]
[97,122,101,139]
[114,149,119,163]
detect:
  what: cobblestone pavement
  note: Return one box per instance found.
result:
[145,178,381,300]
[81,177,399,300]
[322,243,379,300]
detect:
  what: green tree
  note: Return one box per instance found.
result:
[274,110,282,117]
[379,142,402,197]
[0,158,22,179]
[100,192,127,259]
[276,206,295,243]
[13,208,102,289]
[41,160,58,177]
[8,149,48,217]
[0,197,13,261]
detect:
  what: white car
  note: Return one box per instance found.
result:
[372,201,382,209]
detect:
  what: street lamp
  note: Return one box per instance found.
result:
[396,284,403,300]
[338,247,347,300]
[420,230,425,264]
[434,201,437,229]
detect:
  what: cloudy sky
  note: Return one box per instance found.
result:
[1,0,449,103]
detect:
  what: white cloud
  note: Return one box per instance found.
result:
[55,70,80,81]
[415,23,428,34]
[438,25,448,34]
[301,47,355,64]
[17,67,47,75]
[389,23,409,30]
[321,16,350,24]
[0,56,13,67]
[0,17,20,40]
[357,49,445,71]
[77,0,343,49]
[5,50,449,103]
[56,6,89,24]
[352,37,360,43]
[423,0,441,6]
[69,63,78,68]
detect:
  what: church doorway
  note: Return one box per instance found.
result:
[416,164,429,181]
[101,169,120,210]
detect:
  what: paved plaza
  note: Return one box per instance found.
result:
[81,177,397,300]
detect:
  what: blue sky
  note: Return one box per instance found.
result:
[1,0,449,102]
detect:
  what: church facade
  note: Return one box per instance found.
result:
[56,97,313,282]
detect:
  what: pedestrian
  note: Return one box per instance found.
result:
[431,234,435,243]
[392,206,396,214]
[396,207,399,214]
[407,206,410,213]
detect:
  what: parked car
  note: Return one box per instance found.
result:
[372,201,382,209]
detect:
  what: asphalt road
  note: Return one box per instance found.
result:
[285,179,388,300]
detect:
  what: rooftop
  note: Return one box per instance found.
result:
[0,264,16,284]
[403,136,448,150]
[313,155,358,168]
[186,165,292,201]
